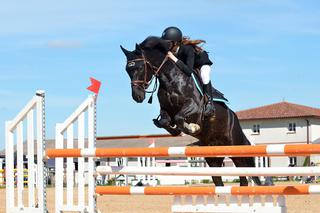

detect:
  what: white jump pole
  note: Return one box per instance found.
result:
[96,165,320,177]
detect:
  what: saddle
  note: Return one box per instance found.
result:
[192,69,229,104]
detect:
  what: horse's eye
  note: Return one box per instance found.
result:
[126,60,144,71]
[127,62,135,67]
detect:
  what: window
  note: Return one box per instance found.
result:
[256,157,269,167]
[288,123,296,133]
[252,124,260,134]
[289,157,297,166]
[190,157,198,167]
[117,158,124,166]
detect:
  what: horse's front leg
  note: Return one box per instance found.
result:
[153,109,182,136]
[174,99,201,134]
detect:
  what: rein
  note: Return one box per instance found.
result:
[128,52,169,95]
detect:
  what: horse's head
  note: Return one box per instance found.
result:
[120,44,153,102]
[121,36,170,103]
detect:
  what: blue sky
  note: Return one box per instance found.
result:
[0,0,319,149]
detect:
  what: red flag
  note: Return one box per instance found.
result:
[87,77,101,95]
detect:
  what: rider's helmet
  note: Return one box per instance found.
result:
[161,26,183,42]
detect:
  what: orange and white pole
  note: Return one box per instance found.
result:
[96,185,320,196]
[46,144,320,158]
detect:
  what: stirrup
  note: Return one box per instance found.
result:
[204,103,215,117]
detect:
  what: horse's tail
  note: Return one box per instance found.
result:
[242,137,261,186]
[231,110,262,186]
[242,134,263,186]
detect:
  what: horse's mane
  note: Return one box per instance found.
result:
[139,36,170,53]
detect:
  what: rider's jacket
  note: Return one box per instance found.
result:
[175,44,213,70]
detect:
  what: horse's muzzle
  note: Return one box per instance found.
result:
[132,86,145,103]
[133,94,144,103]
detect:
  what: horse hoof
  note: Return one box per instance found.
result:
[209,115,216,122]
[189,123,200,134]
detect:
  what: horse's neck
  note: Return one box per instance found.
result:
[150,53,200,101]
[158,63,185,87]
[147,51,166,68]
[158,63,203,104]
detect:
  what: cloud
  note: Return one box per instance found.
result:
[47,40,83,49]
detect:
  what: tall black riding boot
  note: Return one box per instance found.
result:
[203,81,215,117]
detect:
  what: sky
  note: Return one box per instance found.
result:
[0,0,319,149]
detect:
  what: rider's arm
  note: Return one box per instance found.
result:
[167,47,194,76]
[183,45,195,70]
[176,60,193,76]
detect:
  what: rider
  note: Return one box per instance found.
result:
[161,26,214,117]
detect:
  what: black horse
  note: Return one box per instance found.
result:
[121,36,261,186]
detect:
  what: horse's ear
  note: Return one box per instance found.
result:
[120,45,132,58]
[158,39,171,52]
[135,43,142,54]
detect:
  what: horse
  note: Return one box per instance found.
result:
[121,36,261,186]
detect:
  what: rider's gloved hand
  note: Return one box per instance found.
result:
[168,51,193,76]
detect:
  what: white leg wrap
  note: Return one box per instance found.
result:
[200,65,211,84]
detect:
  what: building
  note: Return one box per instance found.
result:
[237,101,320,168]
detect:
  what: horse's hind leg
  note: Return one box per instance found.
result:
[230,157,249,186]
[231,157,262,186]
[205,157,225,186]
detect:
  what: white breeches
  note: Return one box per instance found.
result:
[200,65,211,85]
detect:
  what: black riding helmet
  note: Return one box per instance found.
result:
[161,26,183,42]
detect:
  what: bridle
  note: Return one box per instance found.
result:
[128,50,168,94]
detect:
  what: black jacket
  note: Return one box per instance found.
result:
[176,45,213,70]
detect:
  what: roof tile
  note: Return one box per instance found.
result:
[236,101,320,120]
